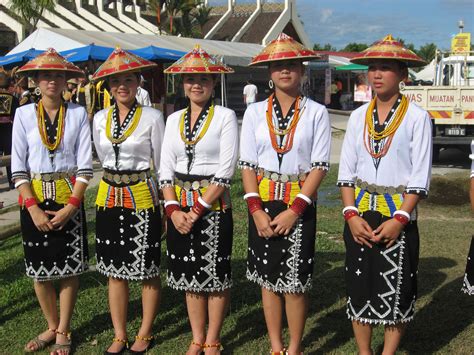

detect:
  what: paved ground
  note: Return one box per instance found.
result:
[0,111,471,236]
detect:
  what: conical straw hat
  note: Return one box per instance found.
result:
[249,33,320,66]
[92,47,157,81]
[164,45,234,74]
[16,48,84,78]
[350,34,426,67]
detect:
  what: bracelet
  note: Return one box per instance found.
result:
[393,210,410,220]
[197,196,212,209]
[76,176,90,185]
[24,197,38,209]
[246,196,263,214]
[68,196,81,208]
[343,210,359,221]
[393,214,409,226]
[165,204,180,218]
[290,196,310,217]
[296,193,312,204]
[244,192,260,200]
[191,199,208,218]
[342,206,359,216]
[14,179,30,188]
[164,200,179,208]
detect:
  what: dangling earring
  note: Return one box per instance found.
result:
[398,81,405,91]
[268,79,274,90]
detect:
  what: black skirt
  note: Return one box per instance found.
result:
[462,236,474,295]
[166,208,233,292]
[344,211,419,325]
[246,200,317,293]
[95,207,162,280]
[20,200,88,281]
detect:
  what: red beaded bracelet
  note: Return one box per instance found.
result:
[393,214,409,226]
[165,204,180,218]
[246,196,263,215]
[343,210,359,221]
[24,197,38,209]
[289,196,309,217]
[191,199,207,218]
[68,196,81,209]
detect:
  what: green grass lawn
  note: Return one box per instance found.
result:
[0,168,472,354]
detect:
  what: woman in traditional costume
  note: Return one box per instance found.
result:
[239,33,331,355]
[337,35,432,354]
[462,141,473,295]
[160,45,238,354]
[11,48,92,355]
[91,48,165,355]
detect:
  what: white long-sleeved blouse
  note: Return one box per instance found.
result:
[11,102,93,180]
[159,105,239,187]
[470,139,474,178]
[238,97,331,174]
[92,105,165,175]
[337,101,432,196]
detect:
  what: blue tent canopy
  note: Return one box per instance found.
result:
[60,44,114,62]
[129,46,185,62]
[0,49,44,68]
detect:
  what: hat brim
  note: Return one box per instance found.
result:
[163,66,234,74]
[350,56,426,68]
[92,63,157,82]
[249,54,320,67]
[16,68,85,79]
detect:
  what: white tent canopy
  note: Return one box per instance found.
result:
[8,28,264,67]
[413,59,436,82]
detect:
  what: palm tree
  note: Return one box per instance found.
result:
[8,0,57,35]
[193,2,212,38]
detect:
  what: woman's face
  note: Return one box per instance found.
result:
[35,71,66,99]
[108,72,140,105]
[367,60,407,98]
[269,60,304,93]
[183,74,215,105]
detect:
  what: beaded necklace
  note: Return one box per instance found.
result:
[37,100,65,152]
[106,104,142,144]
[266,93,301,154]
[179,102,215,145]
[363,95,408,159]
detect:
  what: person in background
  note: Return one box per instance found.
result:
[160,45,238,354]
[15,76,33,106]
[76,75,96,121]
[12,48,92,355]
[243,79,258,107]
[92,48,165,355]
[239,33,331,355]
[337,35,431,354]
[0,67,19,189]
[63,78,78,103]
[136,75,151,106]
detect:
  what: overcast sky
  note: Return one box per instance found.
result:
[208,0,474,50]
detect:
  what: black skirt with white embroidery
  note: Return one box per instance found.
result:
[344,211,419,325]
[166,208,233,292]
[246,200,317,294]
[20,200,89,281]
[95,207,162,280]
[461,236,474,295]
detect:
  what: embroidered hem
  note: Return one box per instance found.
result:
[246,269,311,294]
[347,313,414,325]
[29,267,88,282]
[96,267,160,281]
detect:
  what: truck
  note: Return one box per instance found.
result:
[401,50,474,161]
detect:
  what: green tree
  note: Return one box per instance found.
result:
[313,43,337,51]
[341,42,368,52]
[8,0,57,34]
[417,43,437,62]
[396,37,416,53]
[193,3,212,38]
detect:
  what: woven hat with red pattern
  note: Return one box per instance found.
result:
[249,33,320,66]
[16,48,84,78]
[92,47,157,81]
[350,34,426,67]
[164,45,234,74]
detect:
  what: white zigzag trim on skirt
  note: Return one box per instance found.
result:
[347,311,414,325]
[246,269,312,294]
[461,273,474,295]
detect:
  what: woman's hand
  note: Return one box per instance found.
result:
[170,211,193,235]
[28,205,54,232]
[252,210,275,238]
[347,216,374,248]
[372,219,404,248]
[45,204,77,230]
[270,209,299,236]
[186,210,200,224]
